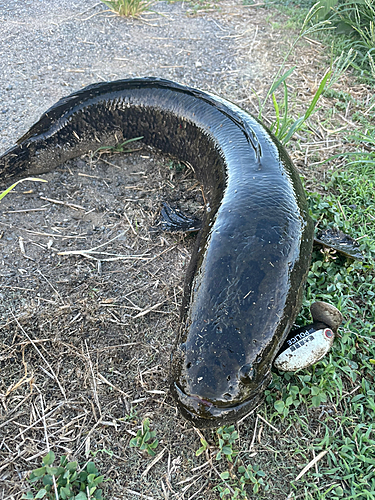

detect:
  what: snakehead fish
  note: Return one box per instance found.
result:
[0,77,314,427]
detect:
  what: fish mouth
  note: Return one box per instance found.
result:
[171,377,270,428]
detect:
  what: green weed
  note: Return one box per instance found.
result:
[238,464,267,494]
[270,67,332,144]
[129,418,159,456]
[122,406,138,422]
[22,451,105,500]
[310,131,375,257]
[196,426,267,499]
[195,436,209,457]
[327,0,375,79]
[89,449,114,459]
[216,481,247,500]
[100,0,152,17]
[216,425,239,462]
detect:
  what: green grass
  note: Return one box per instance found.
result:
[193,425,268,499]
[328,0,375,79]
[263,129,375,498]
[265,247,375,498]
[100,0,152,17]
[270,0,375,81]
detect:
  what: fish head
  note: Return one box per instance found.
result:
[170,326,274,427]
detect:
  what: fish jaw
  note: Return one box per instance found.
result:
[170,371,271,428]
[169,337,274,428]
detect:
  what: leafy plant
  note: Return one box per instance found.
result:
[22,451,105,500]
[313,0,375,79]
[216,425,239,462]
[129,418,159,456]
[100,0,152,17]
[195,436,209,457]
[271,376,331,418]
[195,425,267,498]
[215,481,246,500]
[216,463,268,499]
[0,177,47,202]
[238,463,266,494]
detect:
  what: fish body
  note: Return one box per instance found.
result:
[0,77,314,427]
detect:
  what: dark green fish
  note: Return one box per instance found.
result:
[0,77,314,427]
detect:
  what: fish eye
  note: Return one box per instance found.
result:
[239,364,256,384]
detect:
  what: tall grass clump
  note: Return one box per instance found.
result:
[100,0,152,17]
[324,0,375,79]
[258,2,355,145]
[274,0,375,79]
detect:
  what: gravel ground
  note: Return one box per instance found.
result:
[0,0,272,154]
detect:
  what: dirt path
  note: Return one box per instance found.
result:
[0,2,331,499]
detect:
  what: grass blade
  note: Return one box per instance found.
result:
[304,70,332,120]
[0,177,47,202]
[271,93,280,136]
[283,116,304,144]
[278,81,290,140]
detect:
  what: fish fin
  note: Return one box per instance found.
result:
[314,228,363,260]
[153,203,201,233]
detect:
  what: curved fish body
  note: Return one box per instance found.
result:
[0,77,314,427]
